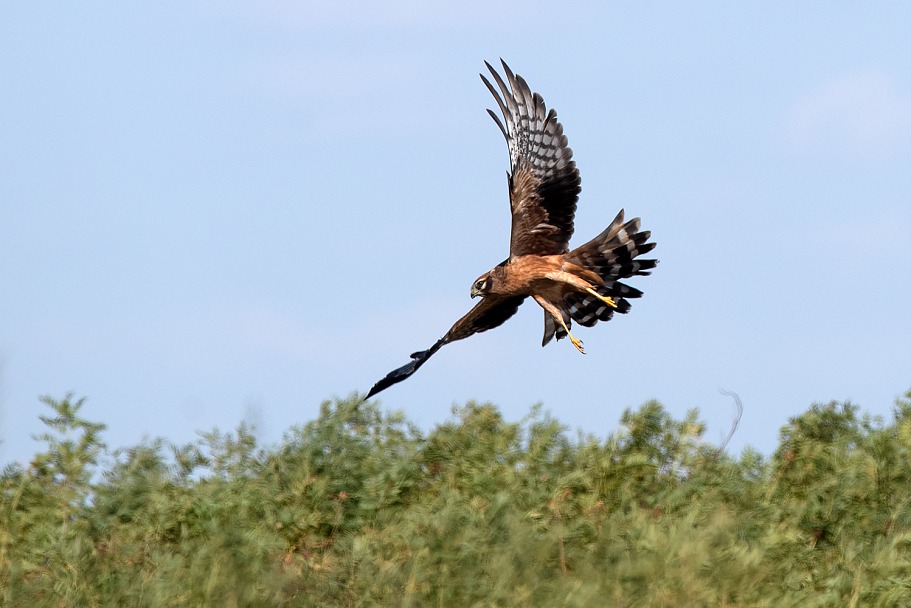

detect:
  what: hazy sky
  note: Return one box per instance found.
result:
[2,2,910,465]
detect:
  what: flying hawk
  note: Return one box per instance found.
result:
[365,60,657,399]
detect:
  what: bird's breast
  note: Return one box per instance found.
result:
[494,255,566,296]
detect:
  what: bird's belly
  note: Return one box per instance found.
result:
[529,278,572,301]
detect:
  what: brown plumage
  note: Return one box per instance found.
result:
[365,60,657,399]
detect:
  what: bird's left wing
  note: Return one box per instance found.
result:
[481,60,581,259]
[364,295,526,399]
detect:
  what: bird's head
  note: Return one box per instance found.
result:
[470,274,492,298]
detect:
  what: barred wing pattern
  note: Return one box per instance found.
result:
[481,60,581,258]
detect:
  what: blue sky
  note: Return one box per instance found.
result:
[2,2,910,464]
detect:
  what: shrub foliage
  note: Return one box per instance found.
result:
[3,389,911,606]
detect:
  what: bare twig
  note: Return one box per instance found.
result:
[717,389,744,455]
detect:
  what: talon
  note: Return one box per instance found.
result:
[570,334,585,354]
[586,287,617,309]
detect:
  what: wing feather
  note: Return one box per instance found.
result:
[441,294,526,343]
[364,295,526,399]
[481,59,581,258]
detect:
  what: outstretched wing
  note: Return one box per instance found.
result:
[481,60,581,259]
[364,295,526,399]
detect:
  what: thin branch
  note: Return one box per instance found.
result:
[717,389,744,455]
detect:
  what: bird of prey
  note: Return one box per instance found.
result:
[365,60,657,399]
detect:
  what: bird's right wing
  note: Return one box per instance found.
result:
[364,295,526,399]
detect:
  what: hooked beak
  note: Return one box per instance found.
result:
[470,288,480,299]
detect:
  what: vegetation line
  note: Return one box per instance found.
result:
[2,389,911,606]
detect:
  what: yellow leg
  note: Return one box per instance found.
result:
[585,287,617,309]
[567,331,585,354]
[534,295,585,354]
[554,309,585,354]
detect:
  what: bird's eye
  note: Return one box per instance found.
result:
[476,279,486,290]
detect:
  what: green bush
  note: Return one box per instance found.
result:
[2,389,911,606]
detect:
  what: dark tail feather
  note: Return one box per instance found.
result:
[550,209,657,336]
[541,307,570,346]
[566,209,658,282]
[364,339,445,400]
[564,288,629,328]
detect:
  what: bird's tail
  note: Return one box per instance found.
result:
[562,209,657,328]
